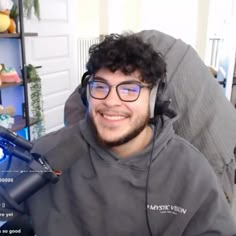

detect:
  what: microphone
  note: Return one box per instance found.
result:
[2,133,82,204]
[0,141,32,163]
[0,126,33,151]
[5,153,59,204]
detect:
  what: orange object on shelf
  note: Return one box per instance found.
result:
[8,18,16,33]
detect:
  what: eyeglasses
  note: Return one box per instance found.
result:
[88,80,151,102]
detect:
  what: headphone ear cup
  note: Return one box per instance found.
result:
[154,77,166,115]
[78,72,91,107]
[154,98,166,116]
[157,78,166,97]
[149,77,166,118]
[152,77,176,119]
[149,84,158,118]
[79,85,88,107]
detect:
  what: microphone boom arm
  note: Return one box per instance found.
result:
[0,126,60,205]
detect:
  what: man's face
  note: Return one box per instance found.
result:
[88,68,151,147]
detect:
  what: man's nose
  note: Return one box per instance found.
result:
[104,87,122,105]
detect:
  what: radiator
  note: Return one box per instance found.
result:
[209,37,221,68]
[77,37,101,81]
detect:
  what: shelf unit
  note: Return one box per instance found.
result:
[0,0,38,140]
[0,32,37,38]
[0,82,23,89]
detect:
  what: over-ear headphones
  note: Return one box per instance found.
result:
[78,71,176,119]
[78,71,92,107]
[149,75,166,119]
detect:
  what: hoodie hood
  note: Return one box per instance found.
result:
[79,115,178,169]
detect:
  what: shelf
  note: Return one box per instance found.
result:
[10,115,38,132]
[0,32,38,38]
[0,82,23,89]
[0,1,40,141]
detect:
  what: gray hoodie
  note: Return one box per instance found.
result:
[0,117,236,236]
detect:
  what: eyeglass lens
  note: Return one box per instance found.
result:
[89,81,142,101]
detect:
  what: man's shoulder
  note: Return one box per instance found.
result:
[30,123,87,172]
[31,124,82,156]
[171,135,203,157]
[167,134,217,177]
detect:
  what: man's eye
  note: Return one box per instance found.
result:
[121,86,139,93]
[95,85,106,89]
[129,88,138,92]
[92,82,107,90]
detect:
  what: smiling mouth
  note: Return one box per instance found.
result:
[102,114,127,121]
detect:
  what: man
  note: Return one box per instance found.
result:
[1,33,236,236]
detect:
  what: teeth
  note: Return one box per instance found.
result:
[103,114,125,120]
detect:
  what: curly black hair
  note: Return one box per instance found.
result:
[86,33,166,86]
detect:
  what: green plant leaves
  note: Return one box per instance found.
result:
[26,64,45,140]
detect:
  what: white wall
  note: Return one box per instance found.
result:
[140,0,198,47]
[75,0,142,36]
[195,0,210,61]
[75,0,101,37]
[107,0,142,33]
[74,0,210,60]
[102,0,204,51]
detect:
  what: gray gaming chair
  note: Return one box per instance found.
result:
[64,30,236,206]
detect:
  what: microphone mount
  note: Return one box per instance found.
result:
[0,126,60,204]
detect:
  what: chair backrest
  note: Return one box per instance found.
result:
[64,30,236,206]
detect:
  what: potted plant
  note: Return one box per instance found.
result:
[8,3,17,33]
[26,64,45,139]
[23,0,40,20]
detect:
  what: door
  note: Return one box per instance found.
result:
[24,0,78,134]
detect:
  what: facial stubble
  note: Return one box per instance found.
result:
[89,113,150,147]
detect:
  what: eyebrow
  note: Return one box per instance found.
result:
[92,76,143,85]
[93,76,107,82]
